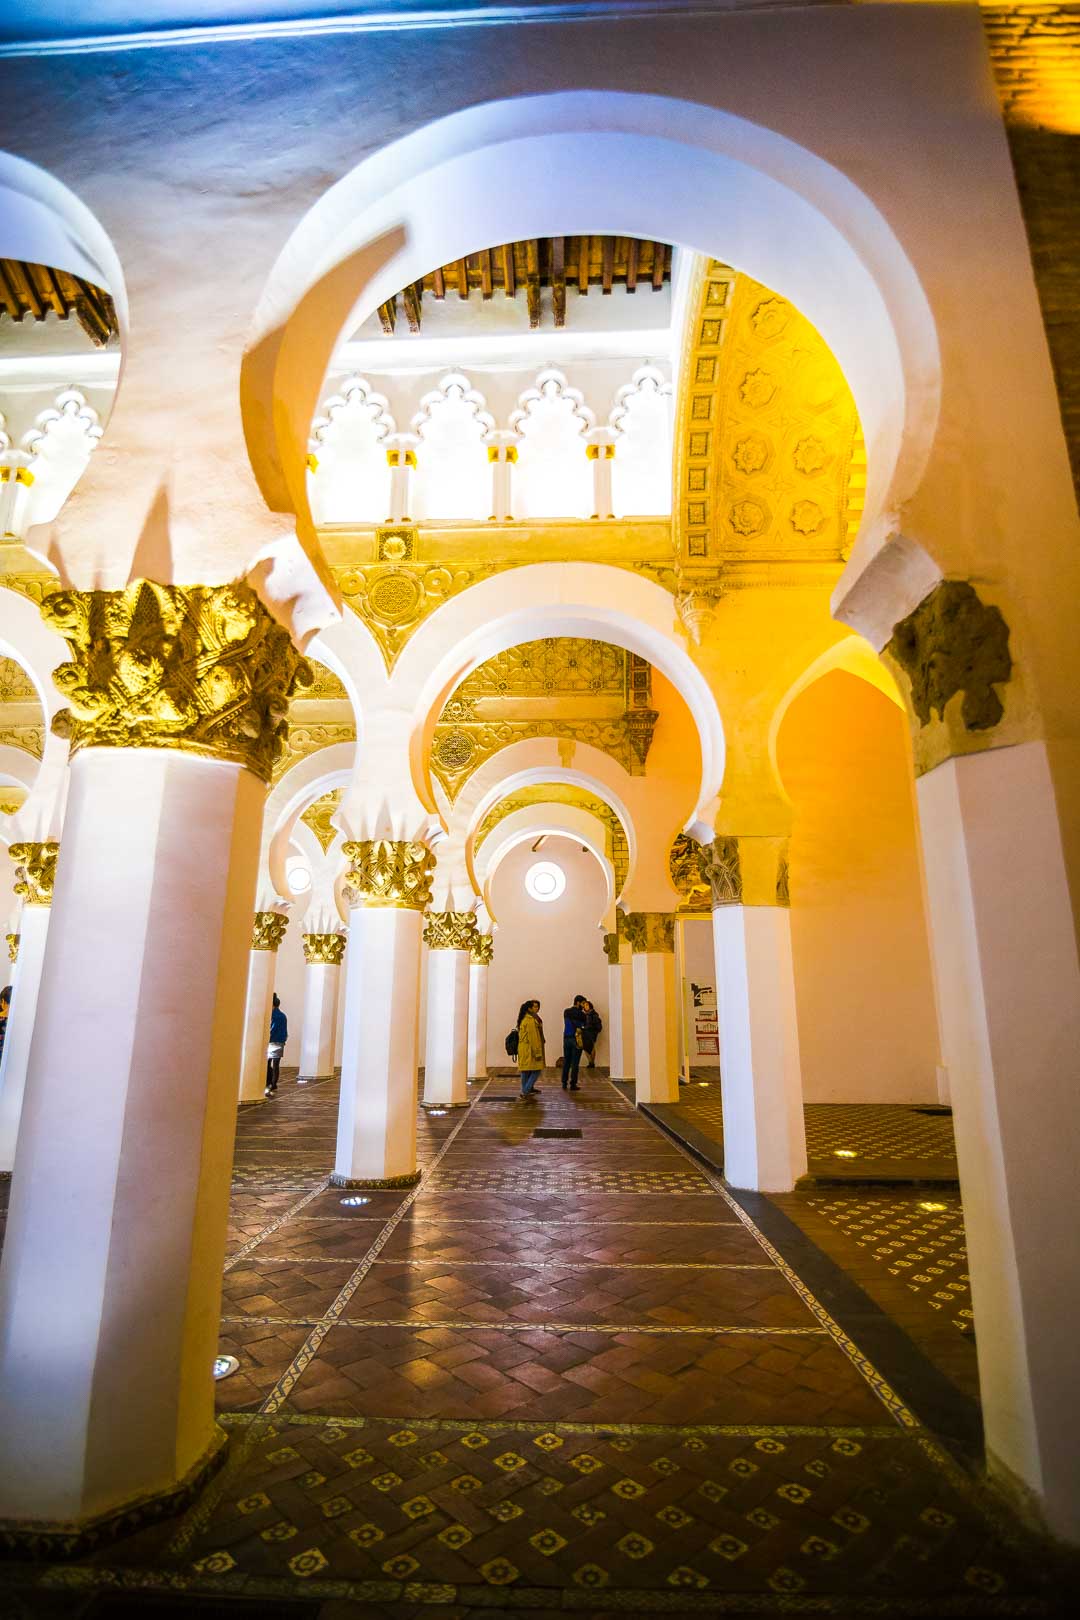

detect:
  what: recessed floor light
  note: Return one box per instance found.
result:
[919,1200,948,1212]
[834,1149,857,1159]
[213,1355,239,1380]
[341,1195,371,1207]
[429,1108,448,1117]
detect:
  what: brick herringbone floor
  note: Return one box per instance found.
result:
[0,1070,1072,1616]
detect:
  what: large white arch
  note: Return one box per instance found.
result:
[261,743,355,901]
[243,91,939,574]
[478,811,615,928]
[391,563,721,830]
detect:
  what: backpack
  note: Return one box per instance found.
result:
[504,1027,519,1058]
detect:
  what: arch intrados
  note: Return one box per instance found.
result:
[264,748,354,895]
[245,91,939,562]
[768,634,907,803]
[466,766,636,895]
[480,820,614,927]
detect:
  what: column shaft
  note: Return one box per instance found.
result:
[467,959,489,1080]
[631,951,678,1102]
[711,903,807,1191]
[606,950,635,1080]
[335,907,422,1185]
[0,904,51,1170]
[917,741,1080,1539]
[238,948,276,1103]
[0,749,263,1524]
[424,947,471,1106]
[299,962,342,1084]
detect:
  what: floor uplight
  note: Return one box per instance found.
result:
[833,1149,857,1159]
[213,1355,239,1380]
[919,1200,948,1212]
[429,1108,448,1117]
[341,1195,371,1207]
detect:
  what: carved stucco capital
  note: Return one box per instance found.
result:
[622,911,675,954]
[424,910,479,951]
[470,933,494,966]
[252,911,288,952]
[302,932,347,966]
[342,839,435,911]
[10,840,59,907]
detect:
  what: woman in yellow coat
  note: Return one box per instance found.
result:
[516,999,545,1100]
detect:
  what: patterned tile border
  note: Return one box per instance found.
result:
[220,1314,831,1337]
[242,1257,776,1271]
[219,1410,905,1441]
[224,1179,329,1274]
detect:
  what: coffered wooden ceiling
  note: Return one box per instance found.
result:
[378,236,672,334]
[0,259,118,348]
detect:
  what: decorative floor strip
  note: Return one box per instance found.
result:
[218,1409,906,1440]
[223,1177,329,1273]
[221,1313,830,1336]
[293,1215,744,1227]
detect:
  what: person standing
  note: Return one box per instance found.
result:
[516,998,545,1100]
[0,985,10,1069]
[266,993,287,1096]
[561,994,586,1090]
[581,999,603,1070]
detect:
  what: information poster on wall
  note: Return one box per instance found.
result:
[685,979,719,1057]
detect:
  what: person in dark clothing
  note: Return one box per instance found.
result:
[581,1000,603,1069]
[266,993,287,1096]
[561,995,586,1090]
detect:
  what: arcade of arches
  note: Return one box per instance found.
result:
[0,3,1079,1613]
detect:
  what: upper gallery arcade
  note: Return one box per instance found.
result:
[0,0,1078,1580]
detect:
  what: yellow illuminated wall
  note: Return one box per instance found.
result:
[776,671,941,1104]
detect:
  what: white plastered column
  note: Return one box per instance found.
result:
[238,911,288,1103]
[916,741,1080,1541]
[422,911,475,1108]
[0,748,264,1526]
[0,859,55,1172]
[708,834,807,1193]
[604,927,635,1080]
[467,934,493,1081]
[626,912,678,1103]
[298,933,345,1084]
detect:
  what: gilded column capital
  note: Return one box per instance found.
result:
[623,911,675,954]
[603,930,620,966]
[252,911,288,952]
[424,910,478,951]
[342,839,434,911]
[302,932,347,966]
[702,836,743,908]
[776,842,791,908]
[470,933,494,967]
[6,932,19,964]
[10,840,59,907]
[41,580,312,783]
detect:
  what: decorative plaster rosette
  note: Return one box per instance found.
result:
[342,840,434,911]
[302,932,347,966]
[423,910,479,951]
[252,911,289,951]
[42,581,311,783]
[10,840,59,907]
[622,911,675,954]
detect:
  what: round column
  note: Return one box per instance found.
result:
[467,932,493,1081]
[0,580,308,1546]
[238,911,288,1103]
[298,931,346,1084]
[0,842,58,1170]
[422,911,476,1108]
[603,923,635,1080]
[624,911,679,1102]
[334,838,433,1187]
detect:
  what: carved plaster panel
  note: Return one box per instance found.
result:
[300,789,343,853]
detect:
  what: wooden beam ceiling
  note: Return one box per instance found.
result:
[377,235,672,334]
[0,259,118,348]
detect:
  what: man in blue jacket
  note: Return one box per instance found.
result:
[266,993,287,1096]
[561,995,586,1091]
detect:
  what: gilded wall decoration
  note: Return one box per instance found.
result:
[474,782,630,894]
[252,911,289,951]
[701,836,742,907]
[342,839,435,910]
[623,911,675,954]
[6,932,18,963]
[0,653,45,760]
[672,258,861,571]
[300,789,343,853]
[301,932,347,966]
[423,910,479,951]
[334,561,507,671]
[0,657,35,702]
[886,581,1012,733]
[669,832,712,912]
[10,840,58,907]
[275,723,356,782]
[776,847,791,907]
[432,638,656,799]
[0,723,43,760]
[41,582,311,783]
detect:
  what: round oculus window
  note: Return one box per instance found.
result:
[525,860,566,903]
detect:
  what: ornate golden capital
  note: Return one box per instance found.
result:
[776,843,791,908]
[342,839,434,910]
[424,910,478,951]
[10,840,58,907]
[6,932,18,963]
[470,933,494,966]
[603,930,620,966]
[252,911,288,952]
[41,581,312,783]
[302,931,347,966]
[623,911,675,954]
[702,836,743,908]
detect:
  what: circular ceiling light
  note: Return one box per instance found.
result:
[525,860,566,903]
[286,859,312,895]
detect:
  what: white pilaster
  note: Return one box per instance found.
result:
[335,906,423,1185]
[0,749,263,1525]
[916,740,1080,1541]
[424,945,471,1106]
[468,957,490,1080]
[606,943,635,1080]
[238,943,277,1103]
[486,432,519,521]
[385,434,418,522]
[631,952,678,1102]
[711,903,806,1191]
[298,940,344,1084]
[0,903,50,1172]
[586,430,616,519]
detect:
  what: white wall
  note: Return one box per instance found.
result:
[680,916,720,1069]
[486,836,610,1069]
